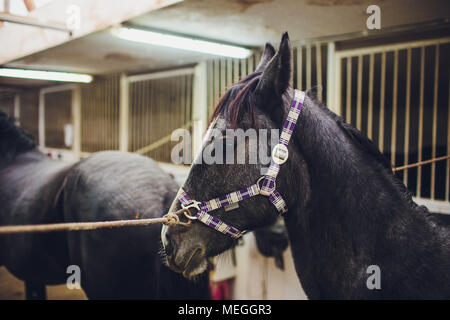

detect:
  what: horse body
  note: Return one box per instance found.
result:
[0,150,72,285]
[62,151,209,299]
[0,112,210,299]
[284,96,450,299]
[162,33,450,299]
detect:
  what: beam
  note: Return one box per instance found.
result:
[0,12,70,32]
[0,0,182,65]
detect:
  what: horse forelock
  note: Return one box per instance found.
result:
[210,71,262,129]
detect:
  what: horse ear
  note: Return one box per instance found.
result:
[256,32,293,100]
[255,43,276,72]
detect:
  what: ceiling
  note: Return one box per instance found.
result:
[1,0,449,87]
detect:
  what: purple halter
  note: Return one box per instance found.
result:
[176,90,305,239]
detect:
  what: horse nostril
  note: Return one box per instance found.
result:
[162,227,174,256]
[165,241,174,257]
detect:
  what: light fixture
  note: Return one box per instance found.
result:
[0,68,93,83]
[111,27,252,59]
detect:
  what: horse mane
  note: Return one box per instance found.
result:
[305,91,392,171]
[209,74,393,174]
[0,111,36,168]
[304,92,428,212]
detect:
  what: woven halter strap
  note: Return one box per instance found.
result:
[177,90,305,239]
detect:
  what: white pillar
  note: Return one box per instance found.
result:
[38,90,45,148]
[119,73,129,152]
[327,42,341,114]
[72,85,81,158]
[192,61,208,158]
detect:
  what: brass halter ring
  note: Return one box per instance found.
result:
[181,200,201,220]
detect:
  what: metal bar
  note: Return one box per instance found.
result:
[447,62,450,202]
[379,52,386,153]
[233,58,240,83]
[306,43,312,89]
[326,42,335,109]
[346,57,351,123]
[391,50,399,166]
[368,53,374,140]
[297,46,303,90]
[240,57,247,78]
[393,155,450,172]
[13,93,20,126]
[431,45,439,199]
[227,58,232,88]
[356,55,363,130]
[316,43,323,101]
[403,48,412,187]
[214,59,220,105]
[38,89,45,148]
[333,53,342,115]
[0,12,71,32]
[417,46,425,197]
[335,37,450,59]
[119,73,129,152]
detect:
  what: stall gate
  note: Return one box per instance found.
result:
[334,37,450,205]
[127,70,194,163]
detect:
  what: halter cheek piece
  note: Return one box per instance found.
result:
[176,90,305,239]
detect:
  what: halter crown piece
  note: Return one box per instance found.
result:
[176,90,305,239]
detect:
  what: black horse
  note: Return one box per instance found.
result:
[162,33,450,299]
[0,111,210,299]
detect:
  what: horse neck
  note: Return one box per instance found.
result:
[282,97,441,298]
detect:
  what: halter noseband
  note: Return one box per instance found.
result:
[176,90,305,239]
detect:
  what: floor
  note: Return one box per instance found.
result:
[0,266,87,300]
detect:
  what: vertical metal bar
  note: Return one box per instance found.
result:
[346,57,352,123]
[208,60,214,114]
[316,42,323,101]
[119,73,129,152]
[72,86,81,158]
[356,55,363,130]
[379,52,386,153]
[403,48,412,187]
[306,43,312,89]
[391,50,399,166]
[233,58,240,83]
[220,59,226,97]
[227,58,232,89]
[248,54,254,75]
[326,42,336,109]
[14,93,20,126]
[417,46,425,197]
[297,45,303,90]
[431,45,439,199]
[333,53,342,115]
[368,53,374,140]
[38,90,45,148]
[214,59,220,105]
[447,62,450,202]
[241,57,247,78]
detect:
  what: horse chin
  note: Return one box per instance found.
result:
[181,247,208,279]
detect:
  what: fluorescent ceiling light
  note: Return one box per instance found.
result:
[0,68,93,83]
[111,27,252,59]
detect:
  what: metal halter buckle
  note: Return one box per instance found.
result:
[181,200,201,220]
[271,143,289,165]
